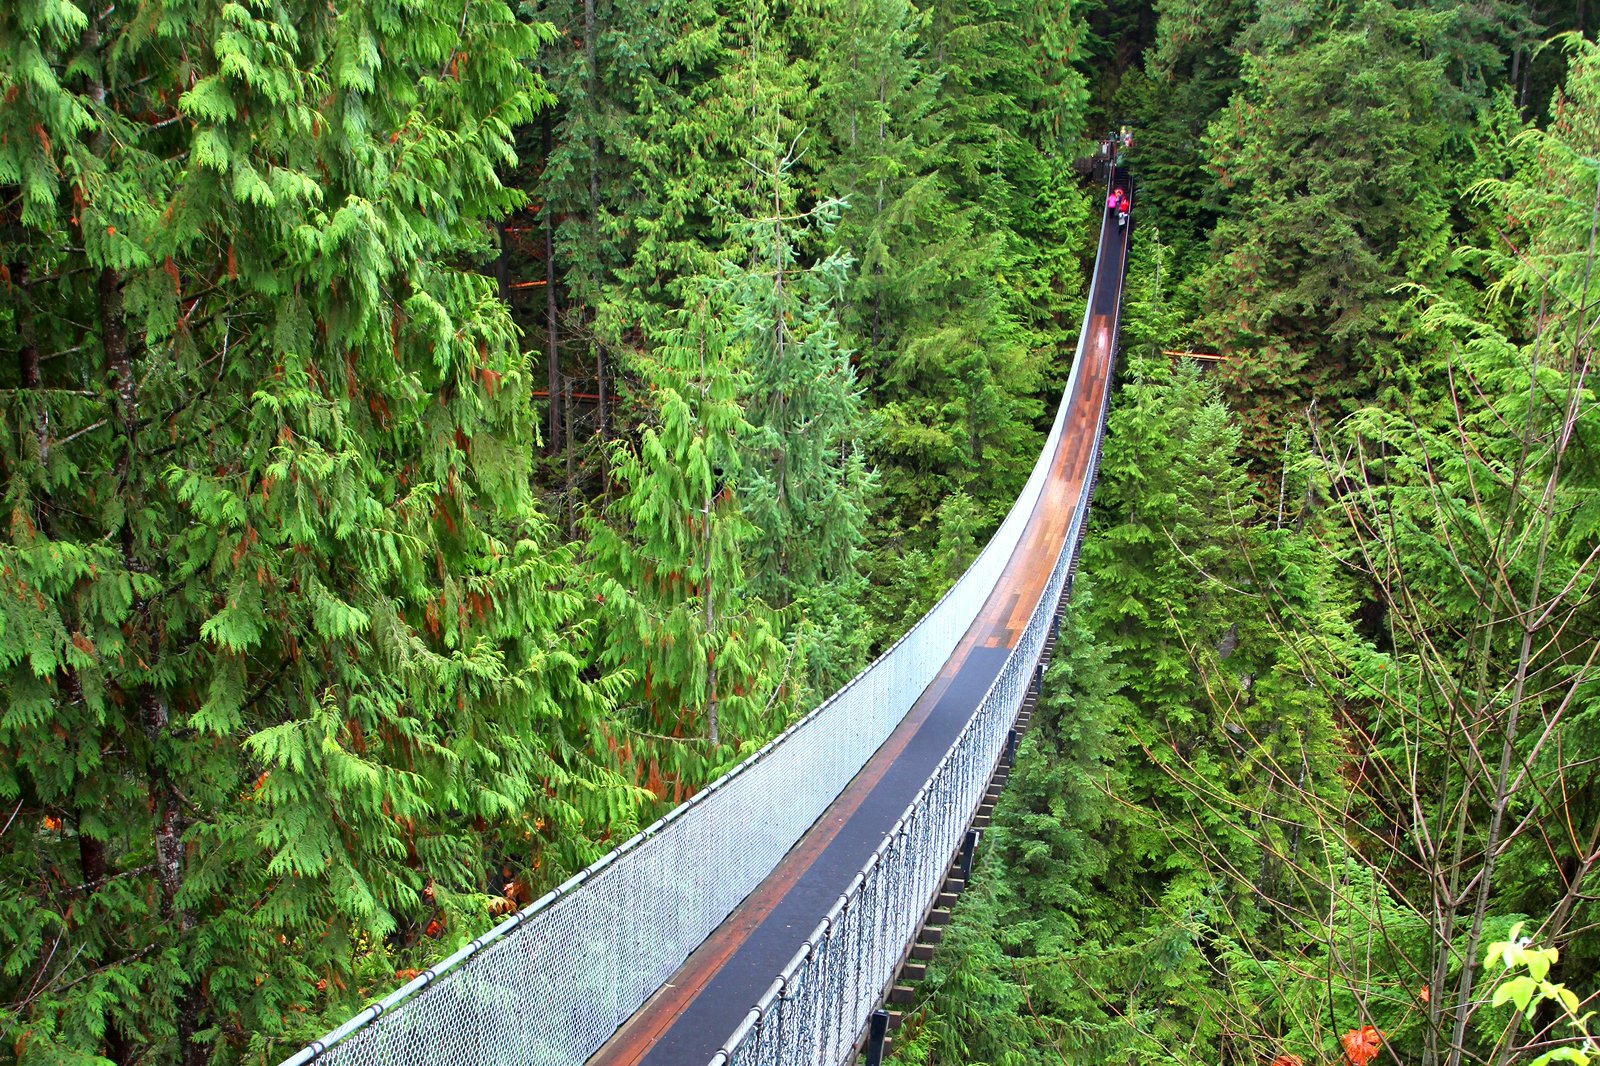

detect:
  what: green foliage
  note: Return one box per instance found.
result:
[720,133,875,695]
[897,336,1339,1063]
[520,0,1099,654]
[1114,0,1254,269]
[1486,929,1598,1066]
[1197,0,1465,458]
[900,17,1600,1066]
[4,0,1111,1052]
[0,1,647,1062]
[581,297,785,801]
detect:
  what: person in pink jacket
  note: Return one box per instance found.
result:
[1111,188,1129,225]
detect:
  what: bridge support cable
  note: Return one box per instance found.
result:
[707,169,1132,1066]
[277,171,1130,1066]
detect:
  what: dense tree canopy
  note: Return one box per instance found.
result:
[7,1,1600,1065]
[895,7,1600,1066]
[1,0,1091,1061]
[0,0,647,1061]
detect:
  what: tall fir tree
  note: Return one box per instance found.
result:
[721,127,875,694]
[581,297,784,802]
[0,0,642,1061]
[1196,0,1461,460]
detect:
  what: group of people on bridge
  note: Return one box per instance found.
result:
[1106,186,1130,226]
[1099,125,1133,165]
[1099,126,1132,227]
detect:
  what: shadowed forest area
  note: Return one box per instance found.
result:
[3,0,1600,1064]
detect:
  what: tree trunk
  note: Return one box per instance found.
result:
[585,0,607,448]
[703,495,718,747]
[76,827,135,1066]
[564,378,576,538]
[871,71,888,350]
[71,33,150,1063]
[15,262,48,473]
[100,257,203,1066]
[101,253,205,1066]
[543,111,562,455]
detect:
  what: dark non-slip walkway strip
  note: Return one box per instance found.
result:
[589,205,1130,1066]
[640,643,1009,1065]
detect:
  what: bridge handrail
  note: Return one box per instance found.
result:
[278,187,1120,1066]
[708,178,1128,1066]
[712,445,1096,1066]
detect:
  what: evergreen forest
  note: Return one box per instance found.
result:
[2,0,1599,1064]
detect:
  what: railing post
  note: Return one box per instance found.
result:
[865,1009,890,1066]
[1004,728,1018,768]
[960,828,980,882]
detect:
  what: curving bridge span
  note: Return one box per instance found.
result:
[280,166,1133,1066]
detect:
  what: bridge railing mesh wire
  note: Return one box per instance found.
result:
[281,191,1122,1066]
[710,435,1095,1066]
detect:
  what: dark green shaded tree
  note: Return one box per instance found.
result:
[1198,0,1459,459]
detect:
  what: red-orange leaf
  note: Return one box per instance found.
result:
[1340,1026,1382,1066]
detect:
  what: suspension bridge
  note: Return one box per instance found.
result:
[278,166,1133,1066]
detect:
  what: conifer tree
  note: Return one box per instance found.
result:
[1274,43,1600,1061]
[0,1,640,1061]
[581,298,783,799]
[524,0,744,486]
[1196,0,1460,459]
[599,0,755,331]
[721,129,875,693]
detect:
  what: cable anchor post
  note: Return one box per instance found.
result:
[865,1009,890,1066]
[960,828,981,882]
